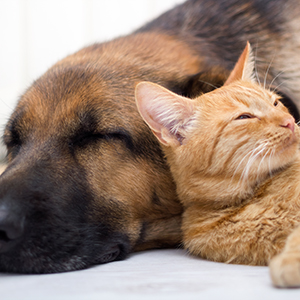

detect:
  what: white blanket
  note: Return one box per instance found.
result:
[1,249,299,300]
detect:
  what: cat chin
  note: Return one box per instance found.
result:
[267,146,299,175]
[276,135,299,159]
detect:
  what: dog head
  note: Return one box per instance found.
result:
[0,32,221,273]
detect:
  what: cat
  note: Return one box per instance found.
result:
[135,43,300,288]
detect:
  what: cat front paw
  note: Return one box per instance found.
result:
[269,252,300,288]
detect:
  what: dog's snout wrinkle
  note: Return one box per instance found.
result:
[0,208,24,252]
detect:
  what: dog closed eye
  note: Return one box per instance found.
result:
[69,132,106,149]
[3,128,22,159]
[69,130,134,151]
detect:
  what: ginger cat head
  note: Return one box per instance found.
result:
[135,43,300,207]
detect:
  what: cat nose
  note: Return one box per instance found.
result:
[280,117,295,133]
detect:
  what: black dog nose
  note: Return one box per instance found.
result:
[0,208,24,252]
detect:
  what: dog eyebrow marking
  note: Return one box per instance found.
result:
[106,129,134,151]
[71,111,136,153]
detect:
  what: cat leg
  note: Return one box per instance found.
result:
[269,225,300,288]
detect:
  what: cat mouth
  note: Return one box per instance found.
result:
[278,132,299,155]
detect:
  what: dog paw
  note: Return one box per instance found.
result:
[269,252,300,288]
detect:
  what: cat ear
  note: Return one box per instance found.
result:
[135,82,195,147]
[224,42,256,85]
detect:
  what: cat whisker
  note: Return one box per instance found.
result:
[272,81,286,93]
[233,141,269,189]
[269,71,284,91]
[254,43,261,87]
[196,79,220,90]
[268,148,276,178]
[230,142,265,183]
[241,143,268,182]
[264,54,276,90]
[256,148,271,182]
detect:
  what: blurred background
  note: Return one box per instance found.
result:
[0,0,185,160]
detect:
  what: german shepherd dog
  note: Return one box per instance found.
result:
[0,0,300,274]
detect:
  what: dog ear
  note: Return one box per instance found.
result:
[224,42,256,85]
[135,82,195,147]
[174,43,255,99]
[180,67,228,98]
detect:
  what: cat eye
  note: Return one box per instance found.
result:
[274,100,279,106]
[235,114,254,120]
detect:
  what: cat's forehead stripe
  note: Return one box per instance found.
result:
[228,85,274,106]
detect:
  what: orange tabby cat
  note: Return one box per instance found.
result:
[135,43,300,288]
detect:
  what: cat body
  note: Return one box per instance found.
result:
[135,43,300,287]
[163,80,300,266]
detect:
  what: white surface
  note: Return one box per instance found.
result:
[1,249,299,300]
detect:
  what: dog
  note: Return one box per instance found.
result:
[0,0,300,273]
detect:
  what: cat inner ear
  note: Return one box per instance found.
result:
[224,42,256,85]
[135,82,195,147]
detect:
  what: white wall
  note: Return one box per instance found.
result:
[0,0,185,159]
